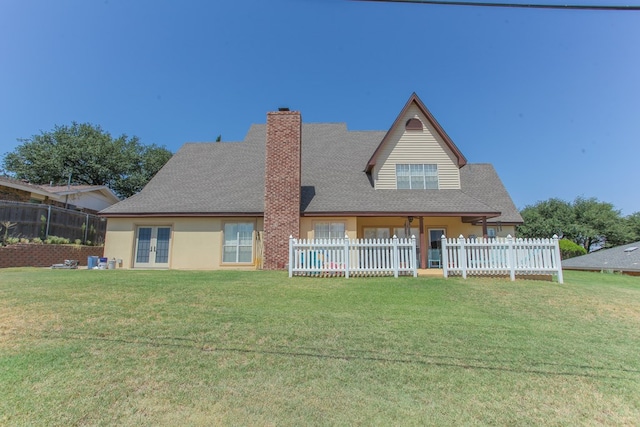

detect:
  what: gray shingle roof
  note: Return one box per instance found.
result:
[101,126,266,215]
[459,164,523,224]
[562,241,640,272]
[101,122,523,223]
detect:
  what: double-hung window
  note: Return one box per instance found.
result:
[223,222,254,263]
[396,164,438,189]
[363,227,390,239]
[314,222,345,240]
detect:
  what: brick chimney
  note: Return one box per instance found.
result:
[263,109,301,270]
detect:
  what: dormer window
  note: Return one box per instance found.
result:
[405,118,423,131]
[396,164,438,189]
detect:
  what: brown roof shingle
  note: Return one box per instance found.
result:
[101,122,522,223]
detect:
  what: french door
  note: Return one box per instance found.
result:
[134,226,171,268]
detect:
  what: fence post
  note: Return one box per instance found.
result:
[459,235,467,279]
[288,235,294,278]
[45,205,52,239]
[392,235,399,278]
[506,234,515,281]
[411,235,417,277]
[344,233,350,279]
[441,235,448,278]
[83,213,89,243]
[553,234,563,284]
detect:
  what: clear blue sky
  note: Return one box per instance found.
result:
[1,0,639,214]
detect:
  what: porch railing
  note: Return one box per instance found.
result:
[441,234,563,283]
[289,235,417,278]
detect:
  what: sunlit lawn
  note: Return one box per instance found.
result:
[1,268,639,425]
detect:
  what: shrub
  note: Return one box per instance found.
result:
[74,239,82,245]
[1,220,17,245]
[32,237,43,244]
[559,239,587,259]
[45,236,71,245]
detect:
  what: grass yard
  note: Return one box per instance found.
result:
[1,268,639,426]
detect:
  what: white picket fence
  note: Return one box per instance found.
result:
[289,235,417,278]
[441,234,563,283]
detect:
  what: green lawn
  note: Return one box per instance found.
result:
[1,269,639,426]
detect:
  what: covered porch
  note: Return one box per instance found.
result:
[354,214,510,270]
[300,213,516,270]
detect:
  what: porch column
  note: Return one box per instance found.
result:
[419,216,426,269]
[482,216,488,238]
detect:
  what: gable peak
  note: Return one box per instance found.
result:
[365,92,468,172]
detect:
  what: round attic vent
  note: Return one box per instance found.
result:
[405,118,423,131]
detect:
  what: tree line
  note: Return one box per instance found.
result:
[517,197,640,252]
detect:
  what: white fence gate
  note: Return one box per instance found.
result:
[441,234,563,283]
[289,235,417,278]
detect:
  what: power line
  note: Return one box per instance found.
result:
[352,0,640,11]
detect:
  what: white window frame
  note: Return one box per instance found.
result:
[363,227,391,239]
[222,222,254,264]
[314,222,346,240]
[396,164,438,189]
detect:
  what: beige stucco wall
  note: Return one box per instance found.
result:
[104,216,263,270]
[374,104,461,190]
[104,216,515,270]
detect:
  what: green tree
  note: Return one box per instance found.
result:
[517,197,633,252]
[2,122,172,198]
[572,197,629,251]
[517,198,577,239]
[624,212,640,242]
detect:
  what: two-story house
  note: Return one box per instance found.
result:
[100,93,523,270]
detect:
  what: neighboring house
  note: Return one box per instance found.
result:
[101,93,523,270]
[37,184,120,213]
[0,176,58,204]
[562,241,640,276]
[0,176,120,213]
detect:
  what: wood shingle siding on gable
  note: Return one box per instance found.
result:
[374,104,461,190]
